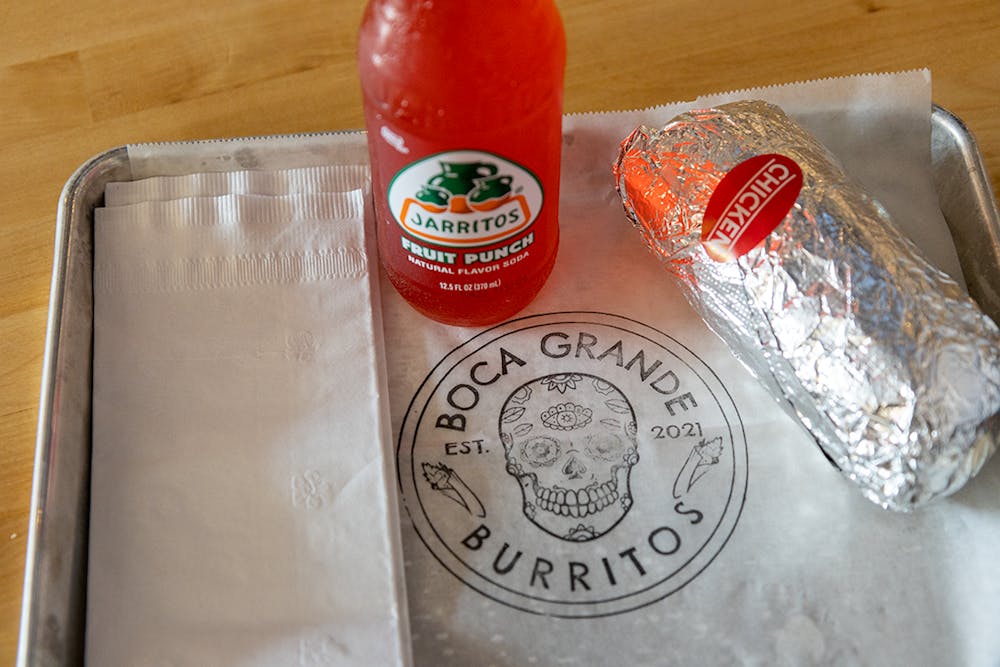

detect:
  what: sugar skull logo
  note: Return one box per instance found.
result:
[500,373,639,541]
[396,312,748,618]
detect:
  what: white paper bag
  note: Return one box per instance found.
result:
[89,184,412,666]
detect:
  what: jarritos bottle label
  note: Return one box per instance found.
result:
[387,150,544,268]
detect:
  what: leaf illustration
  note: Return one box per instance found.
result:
[605,398,632,414]
[501,406,526,423]
[513,423,534,437]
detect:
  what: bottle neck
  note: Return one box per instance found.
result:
[359,0,565,79]
[359,0,565,135]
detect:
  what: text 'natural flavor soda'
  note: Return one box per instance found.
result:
[358,1,566,327]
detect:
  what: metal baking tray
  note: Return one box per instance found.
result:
[16,107,1000,666]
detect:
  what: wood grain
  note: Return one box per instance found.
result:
[1,0,998,661]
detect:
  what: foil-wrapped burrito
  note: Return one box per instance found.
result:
[613,99,1000,510]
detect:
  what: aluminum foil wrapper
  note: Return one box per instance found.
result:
[613,99,1000,510]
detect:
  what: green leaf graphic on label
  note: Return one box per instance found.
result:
[388,150,543,248]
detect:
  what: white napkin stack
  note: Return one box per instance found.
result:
[89,166,412,666]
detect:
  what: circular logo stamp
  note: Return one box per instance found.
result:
[387,149,543,248]
[397,312,747,618]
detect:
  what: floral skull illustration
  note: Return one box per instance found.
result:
[499,373,639,541]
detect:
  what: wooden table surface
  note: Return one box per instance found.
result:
[2,0,998,661]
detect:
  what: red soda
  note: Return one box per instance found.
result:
[358,1,566,327]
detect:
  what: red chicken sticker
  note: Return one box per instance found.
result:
[701,153,802,261]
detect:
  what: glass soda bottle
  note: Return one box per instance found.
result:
[358,0,566,327]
